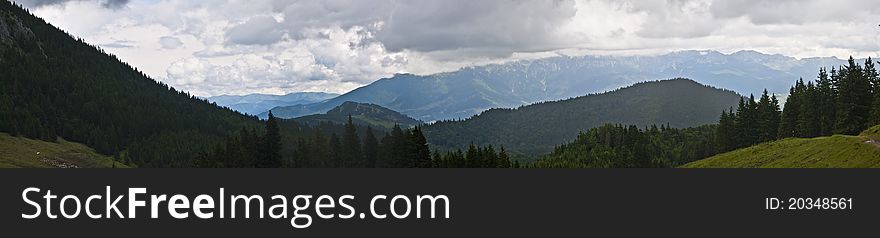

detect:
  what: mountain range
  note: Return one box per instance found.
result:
[207,92,338,116]
[267,50,847,122]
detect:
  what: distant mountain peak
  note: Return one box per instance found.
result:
[292,101,421,129]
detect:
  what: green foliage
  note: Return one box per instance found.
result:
[835,57,874,135]
[717,90,781,152]
[256,111,282,168]
[432,144,515,168]
[778,58,878,139]
[532,124,720,168]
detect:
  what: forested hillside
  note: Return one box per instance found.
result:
[423,78,741,156]
[292,101,421,130]
[0,1,259,167]
[533,124,719,168]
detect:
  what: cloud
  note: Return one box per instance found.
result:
[220,0,578,57]
[373,0,577,55]
[167,25,408,96]
[17,0,129,9]
[225,15,285,45]
[99,40,135,48]
[620,0,719,38]
[158,36,184,49]
[24,0,880,97]
[709,0,880,25]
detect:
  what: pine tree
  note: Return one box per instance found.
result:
[815,67,837,136]
[409,126,432,168]
[341,115,362,167]
[756,90,780,143]
[735,95,759,146]
[362,126,379,168]
[835,57,873,134]
[497,146,512,168]
[465,144,480,168]
[797,82,819,138]
[256,111,282,168]
[717,108,737,152]
[329,133,341,167]
[779,79,804,138]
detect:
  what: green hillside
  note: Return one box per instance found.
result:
[0,133,127,168]
[0,1,259,167]
[424,78,741,156]
[683,125,880,168]
[292,101,421,130]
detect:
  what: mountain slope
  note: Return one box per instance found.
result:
[269,50,845,122]
[0,2,259,167]
[0,133,127,168]
[292,101,421,130]
[423,78,742,156]
[683,125,880,168]
[208,92,338,116]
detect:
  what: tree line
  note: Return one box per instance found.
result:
[718,57,880,152]
[432,144,521,168]
[534,124,719,168]
[196,113,516,168]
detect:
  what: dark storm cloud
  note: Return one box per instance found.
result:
[374,0,577,53]
[225,0,577,56]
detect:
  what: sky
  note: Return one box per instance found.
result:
[13,0,880,97]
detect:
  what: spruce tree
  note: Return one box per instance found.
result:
[497,146,512,168]
[717,108,737,152]
[779,79,804,138]
[341,115,362,167]
[756,89,780,143]
[466,144,480,168]
[815,67,837,136]
[362,126,379,168]
[257,111,282,168]
[329,133,341,167]
[835,57,873,134]
[409,126,432,168]
[735,95,759,146]
[797,82,819,138]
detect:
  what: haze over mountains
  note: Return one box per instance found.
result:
[267,50,847,122]
[207,92,338,116]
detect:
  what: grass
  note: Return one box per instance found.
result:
[860,124,880,139]
[683,133,880,168]
[0,133,128,168]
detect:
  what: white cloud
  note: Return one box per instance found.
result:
[19,0,880,97]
